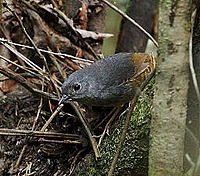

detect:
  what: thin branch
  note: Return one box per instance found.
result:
[0,128,79,139]
[0,38,94,64]
[0,66,37,93]
[108,98,137,176]
[4,3,50,73]
[16,76,45,169]
[32,67,45,131]
[69,149,86,176]
[53,8,100,61]
[4,4,64,94]
[14,70,45,168]
[33,88,58,100]
[41,104,64,131]
[1,42,63,89]
[0,66,57,100]
[15,145,27,168]
[0,54,40,79]
[189,10,200,106]
[70,102,101,159]
[38,138,81,144]
[32,96,43,128]
[94,108,116,130]
[102,0,158,48]
[108,64,156,175]
[97,107,121,147]
[189,10,200,176]
[1,42,53,84]
[49,53,66,79]
[2,42,42,72]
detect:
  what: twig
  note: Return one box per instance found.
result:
[70,102,101,159]
[0,54,40,79]
[186,153,195,168]
[189,10,200,176]
[97,107,121,147]
[41,104,64,131]
[102,0,158,48]
[189,10,200,103]
[15,145,27,168]
[38,138,81,144]
[49,52,66,79]
[0,66,57,100]
[0,66,36,93]
[107,98,137,176]
[24,162,35,175]
[108,59,156,175]
[1,42,54,84]
[32,88,58,100]
[63,112,77,119]
[0,128,79,139]
[53,8,100,61]
[69,149,86,176]
[32,95,43,128]
[2,42,43,72]
[0,38,93,64]
[50,73,61,99]
[4,4,62,93]
[32,67,45,131]
[95,108,116,130]
[4,3,50,73]
[5,4,63,93]
[0,125,81,165]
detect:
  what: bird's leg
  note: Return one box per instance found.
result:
[94,107,117,130]
[97,107,122,147]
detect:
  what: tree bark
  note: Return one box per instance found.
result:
[149,0,192,176]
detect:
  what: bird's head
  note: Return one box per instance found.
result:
[59,69,93,105]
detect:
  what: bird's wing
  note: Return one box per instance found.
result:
[125,53,156,87]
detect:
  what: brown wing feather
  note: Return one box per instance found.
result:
[127,53,156,87]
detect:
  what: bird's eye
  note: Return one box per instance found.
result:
[73,84,81,91]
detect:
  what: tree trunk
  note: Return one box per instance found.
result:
[149,0,192,176]
[116,0,158,53]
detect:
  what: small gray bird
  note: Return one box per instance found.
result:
[59,53,155,107]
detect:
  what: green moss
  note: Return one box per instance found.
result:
[87,79,155,176]
[73,79,155,176]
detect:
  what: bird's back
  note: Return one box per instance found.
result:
[82,53,136,87]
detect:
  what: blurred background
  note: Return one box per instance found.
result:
[102,0,129,56]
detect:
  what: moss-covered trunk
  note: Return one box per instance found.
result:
[149,0,192,175]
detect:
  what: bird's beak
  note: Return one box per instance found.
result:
[58,95,69,105]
